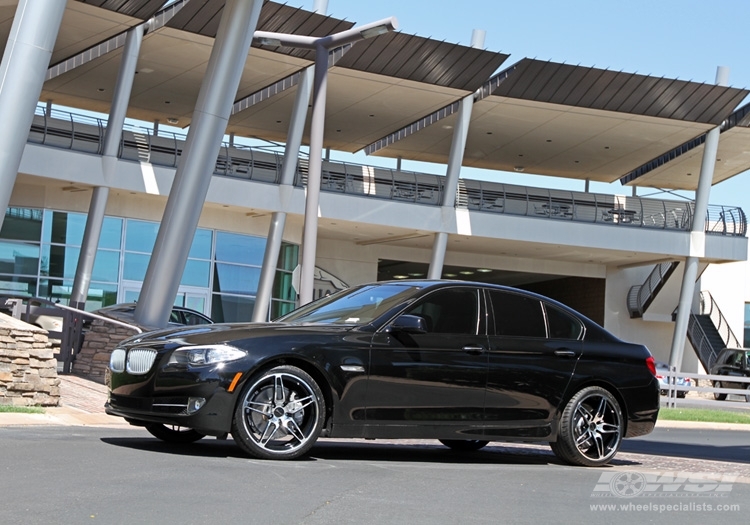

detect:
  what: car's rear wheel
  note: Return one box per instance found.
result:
[550,386,623,467]
[713,381,727,401]
[438,439,489,451]
[145,423,205,443]
[232,365,325,460]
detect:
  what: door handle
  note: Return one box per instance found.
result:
[462,345,486,355]
[554,349,576,358]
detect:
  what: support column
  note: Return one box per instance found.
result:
[70,24,145,309]
[668,66,729,371]
[427,29,483,279]
[252,66,313,322]
[0,0,66,231]
[135,0,263,327]
[298,45,329,306]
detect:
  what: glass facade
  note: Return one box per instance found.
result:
[0,207,297,322]
[744,303,750,347]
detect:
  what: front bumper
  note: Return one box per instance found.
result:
[106,365,246,435]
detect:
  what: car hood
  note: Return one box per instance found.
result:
[121,321,360,347]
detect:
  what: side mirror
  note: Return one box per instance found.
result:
[386,314,427,334]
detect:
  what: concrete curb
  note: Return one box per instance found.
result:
[0,406,130,428]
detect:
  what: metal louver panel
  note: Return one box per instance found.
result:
[126,348,158,375]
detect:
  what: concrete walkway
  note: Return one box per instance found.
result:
[0,374,128,427]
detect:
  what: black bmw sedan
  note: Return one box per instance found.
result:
[106,280,659,466]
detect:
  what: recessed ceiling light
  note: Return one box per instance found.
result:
[477,268,492,273]
[444,273,457,278]
[393,274,408,279]
[408,273,423,277]
[167,118,179,124]
[514,166,525,172]
[459,270,474,275]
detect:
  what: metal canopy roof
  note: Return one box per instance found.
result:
[490,59,747,125]
[620,103,750,190]
[0,0,747,191]
[333,31,508,92]
[370,59,749,184]
[166,0,355,61]
[76,0,167,20]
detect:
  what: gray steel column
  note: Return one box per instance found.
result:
[252,66,313,322]
[69,24,145,308]
[668,66,729,371]
[0,0,66,231]
[427,232,448,279]
[135,0,263,327]
[312,0,329,14]
[298,45,329,306]
[426,30,484,279]
[441,94,474,209]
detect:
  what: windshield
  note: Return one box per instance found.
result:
[276,283,421,325]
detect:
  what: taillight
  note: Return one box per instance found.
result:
[646,356,656,376]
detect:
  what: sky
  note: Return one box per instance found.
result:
[312,0,750,210]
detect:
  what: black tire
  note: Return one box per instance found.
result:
[232,365,325,460]
[550,386,623,467]
[145,423,205,443]
[713,381,727,401]
[439,439,489,451]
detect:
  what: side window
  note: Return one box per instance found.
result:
[545,304,583,340]
[169,310,181,324]
[489,291,545,338]
[405,288,479,335]
[184,312,210,325]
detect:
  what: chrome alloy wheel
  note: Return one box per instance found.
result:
[234,367,324,459]
[550,385,624,466]
[571,391,622,463]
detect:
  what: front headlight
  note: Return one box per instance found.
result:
[168,344,247,366]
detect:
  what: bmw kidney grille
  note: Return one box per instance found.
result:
[125,348,158,375]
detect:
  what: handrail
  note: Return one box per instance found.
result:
[687,314,723,371]
[686,291,743,371]
[27,104,747,237]
[699,291,742,350]
[626,261,678,318]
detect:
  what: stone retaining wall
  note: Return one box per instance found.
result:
[0,314,59,407]
[74,318,140,384]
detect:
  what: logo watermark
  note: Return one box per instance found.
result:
[592,471,737,499]
[589,471,741,513]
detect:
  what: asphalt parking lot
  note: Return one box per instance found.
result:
[1,375,748,524]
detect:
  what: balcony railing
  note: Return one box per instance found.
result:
[27,105,747,237]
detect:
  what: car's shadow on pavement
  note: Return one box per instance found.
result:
[620,439,750,465]
[99,436,640,467]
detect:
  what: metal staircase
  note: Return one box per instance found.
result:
[686,291,743,371]
[627,261,680,318]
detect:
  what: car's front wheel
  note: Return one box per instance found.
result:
[438,439,489,451]
[145,423,205,443]
[232,365,325,460]
[550,386,623,467]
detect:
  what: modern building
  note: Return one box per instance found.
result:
[1,0,749,374]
